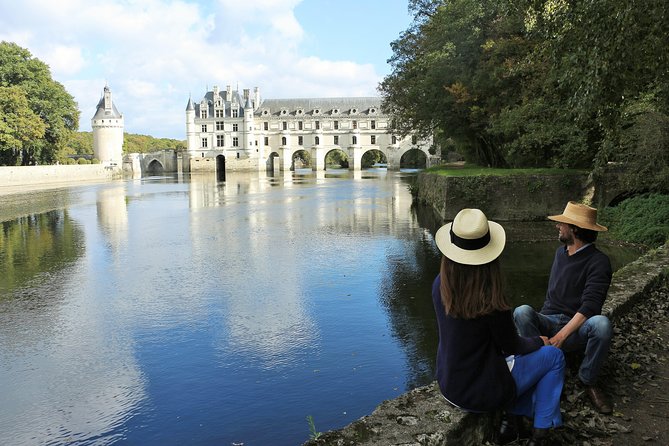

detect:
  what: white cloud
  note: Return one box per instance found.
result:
[0,0,385,139]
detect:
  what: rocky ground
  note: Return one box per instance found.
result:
[503,277,669,446]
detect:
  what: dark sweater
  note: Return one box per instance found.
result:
[431,275,543,412]
[541,245,612,319]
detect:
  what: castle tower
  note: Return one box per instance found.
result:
[92,85,124,165]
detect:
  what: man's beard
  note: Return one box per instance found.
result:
[559,232,574,245]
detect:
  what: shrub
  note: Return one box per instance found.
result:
[77,158,90,165]
[600,194,669,247]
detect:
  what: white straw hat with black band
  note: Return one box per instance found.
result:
[435,208,506,265]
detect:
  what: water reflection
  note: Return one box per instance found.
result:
[0,172,644,446]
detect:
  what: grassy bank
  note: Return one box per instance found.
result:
[599,193,669,248]
[425,164,586,177]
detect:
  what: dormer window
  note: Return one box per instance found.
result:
[262,109,270,116]
[370,108,377,114]
[351,108,357,114]
[332,108,339,114]
[314,109,321,115]
[297,108,304,115]
[281,109,288,115]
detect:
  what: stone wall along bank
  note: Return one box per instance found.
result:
[0,165,123,194]
[414,171,591,221]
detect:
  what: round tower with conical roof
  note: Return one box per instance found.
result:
[92,85,124,166]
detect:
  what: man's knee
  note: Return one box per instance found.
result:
[587,315,612,341]
[513,304,535,323]
[513,305,537,335]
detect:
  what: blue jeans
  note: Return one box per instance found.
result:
[513,304,612,386]
[510,346,564,428]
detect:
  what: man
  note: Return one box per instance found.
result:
[514,201,613,414]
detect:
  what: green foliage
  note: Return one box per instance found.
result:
[0,85,47,165]
[361,150,387,168]
[427,164,584,177]
[306,415,322,440]
[325,149,348,168]
[122,133,186,153]
[400,149,427,168]
[76,157,90,165]
[0,41,79,165]
[382,0,669,181]
[599,194,669,247]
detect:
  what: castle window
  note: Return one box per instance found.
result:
[201,124,207,132]
[334,135,339,145]
[281,136,287,145]
[216,121,224,131]
[264,136,269,146]
[282,121,288,130]
[412,135,418,144]
[370,108,377,114]
[217,135,225,147]
[263,122,268,131]
[352,136,357,145]
[201,138,208,148]
[233,137,239,147]
[334,121,339,130]
[237,152,240,159]
[201,110,207,119]
[392,135,397,144]
[215,109,224,118]
[352,120,357,129]
[298,136,303,146]
[351,108,357,114]
[314,109,320,114]
[297,109,303,115]
[298,121,303,130]
[232,109,239,118]
[371,120,376,129]
[233,123,239,132]
[371,135,376,144]
[262,110,269,116]
[315,136,320,145]
[332,109,339,114]
[315,121,320,130]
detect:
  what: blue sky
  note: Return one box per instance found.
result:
[0,0,413,139]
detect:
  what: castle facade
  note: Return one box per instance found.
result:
[184,85,432,172]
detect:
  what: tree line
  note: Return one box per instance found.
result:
[0,41,184,166]
[380,0,668,193]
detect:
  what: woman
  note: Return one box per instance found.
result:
[431,208,565,446]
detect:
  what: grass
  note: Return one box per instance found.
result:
[599,193,669,248]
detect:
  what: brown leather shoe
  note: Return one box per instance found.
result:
[586,385,612,414]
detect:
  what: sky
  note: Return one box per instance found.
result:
[0,0,414,140]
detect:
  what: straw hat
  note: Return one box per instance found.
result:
[435,209,506,265]
[547,201,608,232]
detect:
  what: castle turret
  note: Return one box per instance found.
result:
[92,85,124,166]
[185,96,198,153]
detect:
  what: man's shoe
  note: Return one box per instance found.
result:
[496,413,518,445]
[526,428,549,446]
[586,385,612,414]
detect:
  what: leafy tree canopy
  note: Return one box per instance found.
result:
[381,0,669,191]
[0,41,80,165]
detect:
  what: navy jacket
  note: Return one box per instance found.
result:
[432,275,543,412]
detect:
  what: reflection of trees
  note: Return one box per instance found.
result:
[0,210,84,294]
[378,202,442,389]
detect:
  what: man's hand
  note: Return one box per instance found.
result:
[548,332,568,349]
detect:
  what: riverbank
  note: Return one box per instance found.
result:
[0,164,122,195]
[303,243,669,445]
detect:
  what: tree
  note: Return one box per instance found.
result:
[0,86,46,165]
[0,41,79,165]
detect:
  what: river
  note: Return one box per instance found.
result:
[0,169,641,445]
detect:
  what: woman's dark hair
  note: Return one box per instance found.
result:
[570,224,598,243]
[439,256,510,319]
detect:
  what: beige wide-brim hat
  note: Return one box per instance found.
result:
[435,208,506,265]
[547,201,608,232]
